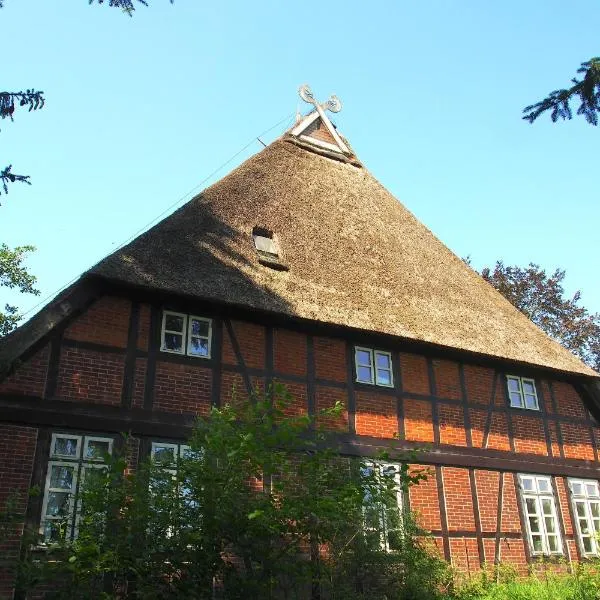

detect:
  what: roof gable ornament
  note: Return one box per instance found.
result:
[290,84,351,156]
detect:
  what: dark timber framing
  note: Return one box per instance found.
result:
[3,278,600,576]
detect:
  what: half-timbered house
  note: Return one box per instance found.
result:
[1,86,600,597]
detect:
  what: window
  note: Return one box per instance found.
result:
[151,441,191,473]
[355,347,393,387]
[518,474,562,555]
[507,376,539,410]
[160,311,212,358]
[40,433,113,543]
[361,462,403,551]
[252,227,288,271]
[568,479,600,556]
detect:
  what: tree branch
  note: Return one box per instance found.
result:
[523,57,600,125]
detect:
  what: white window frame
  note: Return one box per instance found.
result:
[518,474,562,556]
[186,315,212,359]
[361,462,403,552]
[40,433,113,544]
[568,478,600,557]
[507,375,539,410]
[354,347,394,388]
[160,311,212,359]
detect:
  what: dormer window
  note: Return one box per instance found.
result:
[252,227,288,271]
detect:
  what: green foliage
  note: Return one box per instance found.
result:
[0,243,39,336]
[523,57,600,125]
[479,261,600,372]
[453,562,600,600]
[13,385,450,599]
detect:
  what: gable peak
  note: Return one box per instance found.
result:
[289,84,352,157]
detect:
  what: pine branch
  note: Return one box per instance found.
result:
[0,90,45,121]
[523,57,600,125]
[0,165,31,200]
[89,0,173,16]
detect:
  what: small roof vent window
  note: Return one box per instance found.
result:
[252,227,288,271]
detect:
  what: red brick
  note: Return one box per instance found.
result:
[404,398,434,442]
[274,329,306,377]
[56,347,124,405]
[154,361,212,415]
[433,359,461,400]
[0,344,49,397]
[400,353,429,395]
[64,296,131,348]
[314,337,346,383]
[355,391,397,438]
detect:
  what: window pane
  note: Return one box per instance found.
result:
[577,502,587,517]
[356,350,372,367]
[586,483,599,497]
[522,478,535,492]
[537,479,550,493]
[525,498,537,513]
[547,535,559,552]
[190,318,209,337]
[580,519,590,534]
[153,446,176,465]
[572,482,583,496]
[164,333,183,352]
[85,440,110,460]
[189,337,209,357]
[524,394,538,409]
[510,392,523,407]
[376,369,392,386]
[387,529,402,551]
[43,521,64,543]
[522,381,535,395]
[46,491,71,517]
[254,235,277,255]
[507,378,520,392]
[375,353,391,369]
[165,314,184,332]
[357,366,373,383]
[541,498,552,514]
[50,465,75,490]
[545,516,556,533]
[532,535,543,552]
[528,516,540,533]
[583,537,593,553]
[53,437,79,457]
[590,503,600,518]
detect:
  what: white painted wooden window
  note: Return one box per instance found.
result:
[568,478,600,556]
[161,311,212,358]
[507,376,539,410]
[518,474,562,555]
[361,462,403,551]
[355,347,393,387]
[40,433,113,543]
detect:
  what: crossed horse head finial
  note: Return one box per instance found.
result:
[298,84,342,114]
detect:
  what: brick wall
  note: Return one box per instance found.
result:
[64,296,131,348]
[56,347,124,405]
[0,425,37,600]
[154,361,212,415]
[0,344,49,397]
[0,293,598,576]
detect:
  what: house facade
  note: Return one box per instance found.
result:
[1,87,600,597]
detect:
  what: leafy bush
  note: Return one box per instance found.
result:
[6,384,452,599]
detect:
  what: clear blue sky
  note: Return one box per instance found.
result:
[2,0,599,321]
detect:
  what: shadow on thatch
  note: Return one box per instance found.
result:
[91,197,294,316]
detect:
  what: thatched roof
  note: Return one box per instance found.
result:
[88,123,596,378]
